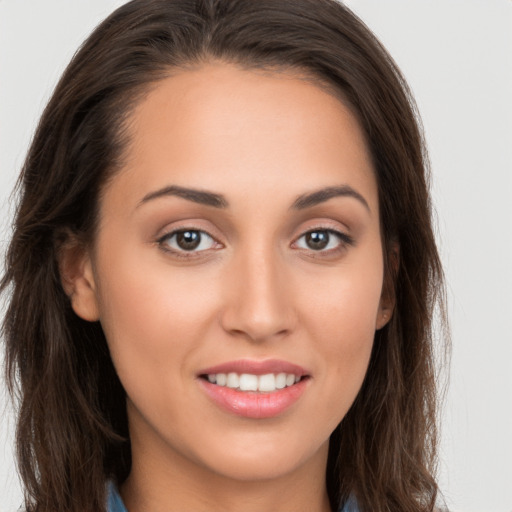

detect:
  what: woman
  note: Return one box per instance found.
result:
[1,1,447,511]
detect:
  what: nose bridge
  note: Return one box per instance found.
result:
[221,242,294,341]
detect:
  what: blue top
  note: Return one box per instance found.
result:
[106,481,359,512]
[107,481,128,512]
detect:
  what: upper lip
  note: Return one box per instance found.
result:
[199,359,309,377]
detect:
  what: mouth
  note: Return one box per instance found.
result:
[200,372,306,393]
[197,360,310,419]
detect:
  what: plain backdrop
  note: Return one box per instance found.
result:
[1,1,511,511]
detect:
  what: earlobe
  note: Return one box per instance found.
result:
[375,307,393,330]
[58,240,100,322]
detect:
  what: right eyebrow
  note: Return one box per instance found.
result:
[137,185,229,209]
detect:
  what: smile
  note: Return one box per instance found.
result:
[198,360,310,419]
[204,372,302,393]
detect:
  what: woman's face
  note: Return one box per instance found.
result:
[71,63,390,484]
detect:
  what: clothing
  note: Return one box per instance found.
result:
[106,481,359,512]
[107,481,128,512]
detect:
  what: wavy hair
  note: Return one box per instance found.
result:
[1,1,447,511]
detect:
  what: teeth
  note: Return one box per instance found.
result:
[285,374,295,387]
[275,373,287,389]
[258,373,275,392]
[206,372,301,392]
[239,374,258,391]
[226,372,239,389]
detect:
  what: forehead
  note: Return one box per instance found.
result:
[104,62,377,213]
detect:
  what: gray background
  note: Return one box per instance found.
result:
[1,1,511,511]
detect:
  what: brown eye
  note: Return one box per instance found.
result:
[159,229,217,253]
[294,229,354,253]
[176,230,201,251]
[304,231,330,250]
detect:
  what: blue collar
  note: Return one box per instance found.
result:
[107,481,128,512]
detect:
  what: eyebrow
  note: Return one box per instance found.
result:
[291,185,370,212]
[138,185,228,208]
[138,183,370,212]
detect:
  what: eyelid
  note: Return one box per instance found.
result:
[293,217,352,239]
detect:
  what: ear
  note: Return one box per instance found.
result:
[58,237,100,322]
[375,243,399,330]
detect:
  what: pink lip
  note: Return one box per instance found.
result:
[199,359,308,376]
[197,359,310,419]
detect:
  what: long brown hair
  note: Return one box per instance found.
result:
[1,1,447,511]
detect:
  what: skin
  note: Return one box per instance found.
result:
[63,62,393,512]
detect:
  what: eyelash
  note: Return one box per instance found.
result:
[156,227,354,258]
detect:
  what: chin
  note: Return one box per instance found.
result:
[192,434,329,483]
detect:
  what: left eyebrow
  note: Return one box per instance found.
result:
[291,185,371,212]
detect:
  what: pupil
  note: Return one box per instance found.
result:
[306,231,329,250]
[176,230,201,250]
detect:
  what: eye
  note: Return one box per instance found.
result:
[294,229,352,252]
[158,229,218,253]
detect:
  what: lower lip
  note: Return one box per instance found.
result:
[199,378,308,419]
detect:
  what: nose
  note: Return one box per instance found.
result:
[220,247,296,343]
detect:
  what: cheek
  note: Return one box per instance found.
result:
[300,257,384,344]
[93,246,217,390]
[297,254,383,406]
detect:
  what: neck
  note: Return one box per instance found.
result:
[121,436,332,512]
